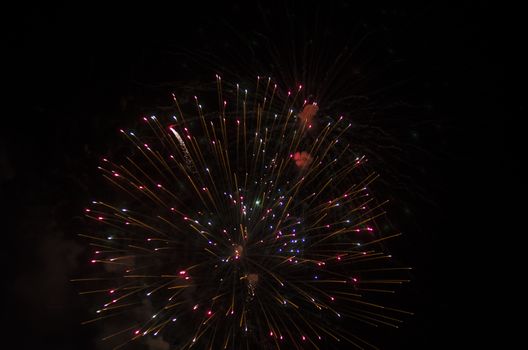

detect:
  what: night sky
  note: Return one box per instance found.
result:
[3,2,517,349]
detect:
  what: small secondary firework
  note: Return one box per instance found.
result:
[74,76,411,349]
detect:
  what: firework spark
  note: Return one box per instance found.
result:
[74,76,411,349]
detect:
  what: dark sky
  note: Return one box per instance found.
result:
[2,2,518,349]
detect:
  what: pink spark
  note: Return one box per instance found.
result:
[293,151,313,169]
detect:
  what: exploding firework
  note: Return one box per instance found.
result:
[73,75,411,349]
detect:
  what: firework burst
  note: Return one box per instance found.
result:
[73,75,411,349]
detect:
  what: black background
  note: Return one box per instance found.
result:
[2,2,518,349]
